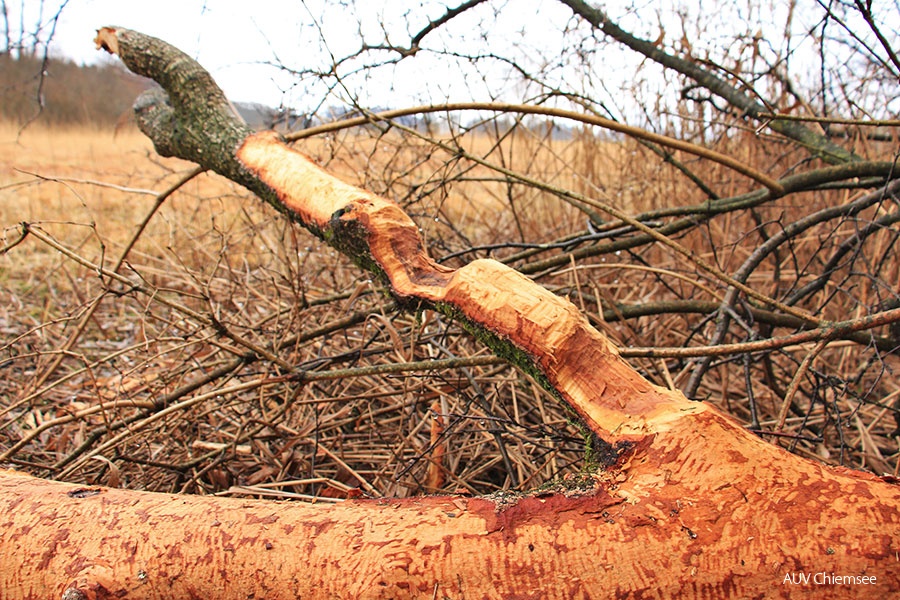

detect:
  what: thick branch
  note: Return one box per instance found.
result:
[557,0,861,165]
[4,423,898,598]
[94,26,675,441]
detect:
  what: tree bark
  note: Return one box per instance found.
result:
[0,26,897,599]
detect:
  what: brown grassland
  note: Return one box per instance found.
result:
[1,114,898,500]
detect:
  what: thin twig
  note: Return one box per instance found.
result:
[28,166,205,392]
[286,102,785,193]
[622,307,900,358]
[775,339,830,433]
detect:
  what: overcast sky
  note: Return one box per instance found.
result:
[48,0,357,107]
[16,0,578,110]
[12,0,889,121]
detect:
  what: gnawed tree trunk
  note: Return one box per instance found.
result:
[0,27,897,599]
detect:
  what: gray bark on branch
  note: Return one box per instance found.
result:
[557,0,861,165]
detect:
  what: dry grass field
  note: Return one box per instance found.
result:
[1,116,898,499]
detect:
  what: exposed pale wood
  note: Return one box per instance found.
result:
[238,130,691,441]
[3,414,898,598]
[0,26,896,599]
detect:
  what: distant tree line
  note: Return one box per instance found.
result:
[0,53,150,127]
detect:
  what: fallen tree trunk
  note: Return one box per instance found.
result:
[0,27,897,599]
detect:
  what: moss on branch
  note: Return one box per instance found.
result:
[95,27,286,218]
